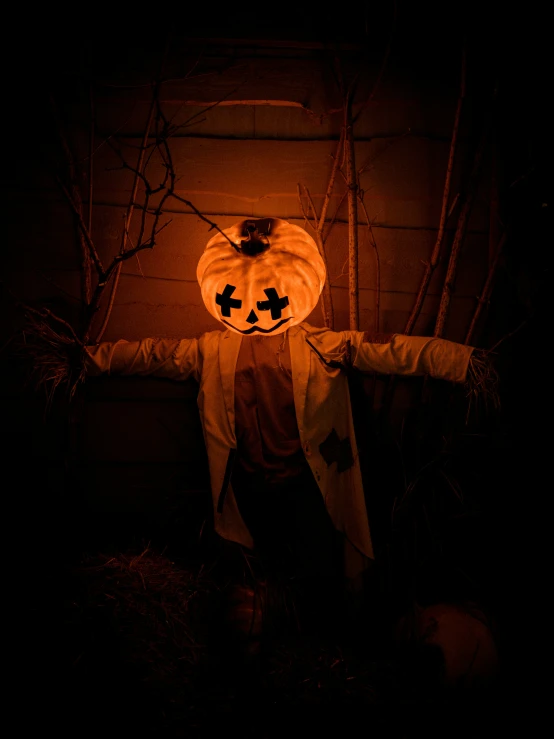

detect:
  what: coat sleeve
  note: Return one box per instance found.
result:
[349,332,474,384]
[84,337,201,383]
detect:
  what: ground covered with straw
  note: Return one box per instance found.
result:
[56,541,504,738]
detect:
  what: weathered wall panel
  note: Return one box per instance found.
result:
[91,90,459,142]
[87,49,462,139]
[86,136,487,232]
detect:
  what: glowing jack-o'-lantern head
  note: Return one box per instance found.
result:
[196,217,326,335]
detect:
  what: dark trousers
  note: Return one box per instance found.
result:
[233,466,344,636]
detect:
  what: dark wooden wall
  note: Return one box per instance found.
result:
[1,7,547,631]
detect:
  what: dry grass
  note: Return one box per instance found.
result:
[465,348,501,423]
[58,540,502,736]
[13,306,86,408]
[65,546,218,669]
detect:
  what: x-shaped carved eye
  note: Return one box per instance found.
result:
[257,288,289,319]
[216,284,242,317]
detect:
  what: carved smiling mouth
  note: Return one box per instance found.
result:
[221,317,293,334]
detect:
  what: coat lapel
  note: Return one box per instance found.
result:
[218,329,242,441]
[289,325,311,433]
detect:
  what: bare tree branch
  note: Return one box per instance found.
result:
[93,100,159,342]
[297,130,345,329]
[434,91,494,338]
[169,194,240,249]
[318,127,345,237]
[85,61,95,305]
[344,92,360,331]
[404,46,467,335]
[359,197,381,332]
[297,183,335,330]
[48,94,95,306]
[465,230,507,345]
[54,173,104,275]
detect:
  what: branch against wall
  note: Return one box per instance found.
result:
[48,94,94,315]
[358,199,381,333]
[13,47,250,404]
[403,46,467,336]
[325,7,396,334]
[85,68,95,306]
[13,20,500,407]
[344,92,360,331]
[48,74,243,345]
[463,134,506,347]
[375,42,490,433]
[434,83,497,339]
[297,186,333,329]
[92,91,158,344]
[465,230,507,346]
[355,130,411,334]
[297,128,345,330]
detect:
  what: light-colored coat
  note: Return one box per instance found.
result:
[85,323,473,579]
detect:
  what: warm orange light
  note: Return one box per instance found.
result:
[197,217,325,335]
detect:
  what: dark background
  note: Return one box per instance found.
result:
[1,2,548,734]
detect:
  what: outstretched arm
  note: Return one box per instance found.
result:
[306,326,499,410]
[85,337,201,383]
[351,332,473,383]
[351,331,500,412]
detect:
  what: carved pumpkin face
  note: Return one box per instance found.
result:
[196,217,326,335]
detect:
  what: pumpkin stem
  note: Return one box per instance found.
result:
[240,220,271,256]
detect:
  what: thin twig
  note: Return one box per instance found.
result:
[18,303,84,345]
[54,173,104,276]
[49,94,96,305]
[464,348,501,423]
[465,230,507,345]
[85,53,95,306]
[170,194,239,249]
[404,45,467,335]
[93,54,165,344]
[488,320,527,354]
[318,128,345,236]
[359,198,381,332]
[297,130,345,329]
[434,81,497,338]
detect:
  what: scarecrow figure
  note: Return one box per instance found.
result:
[84,217,495,635]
